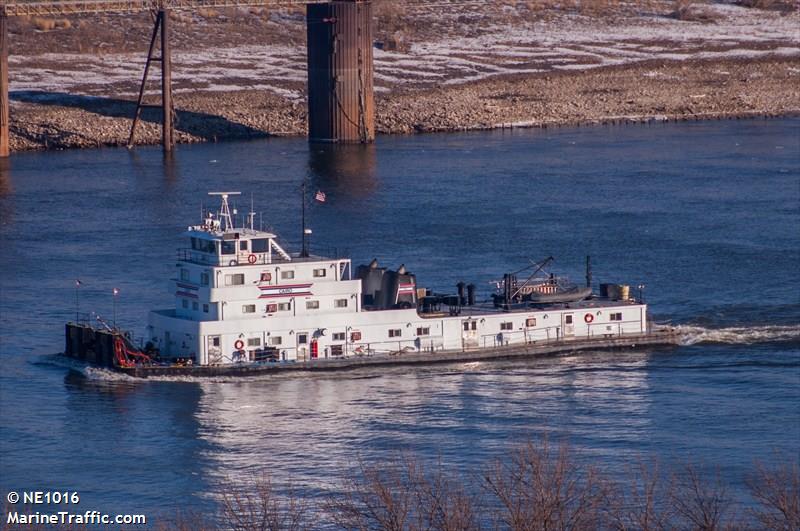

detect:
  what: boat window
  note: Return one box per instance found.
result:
[180,269,190,281]
[297,333,308,344]
[240,241,248,251]
[247,338,261,347]
[260,272,272,282]
[610,312,623,321]
[501,322,513,331]
[201,272,210,286]
[526,318,536,327]
[203,304,209,313]
[332,332,345,341]
[242,304,256,314]
[270,336,282,346]
[278,302,291,311]
[192,302,199,311]
[225,274,245,286]
[417,327,430,336]
[306,300,320,310]
[565,315,573,324]
[191,237,216,253]
[266,304,278,313]
[389,329,402,338]
[331,345,343,356]
[221,240,236,255]
[334,299,348,308]
[313,268,326,278]
[181,299,188,308]
[251,239,269,253]
[281,271,295,280]
[463,322,469,331]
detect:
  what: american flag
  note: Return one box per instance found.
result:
[314,190,327,203]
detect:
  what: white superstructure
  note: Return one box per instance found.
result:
[147,193,649,365]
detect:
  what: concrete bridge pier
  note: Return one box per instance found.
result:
[306,0,374,144]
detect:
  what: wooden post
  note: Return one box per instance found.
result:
[1,14,9,158]
[160,8,173,151]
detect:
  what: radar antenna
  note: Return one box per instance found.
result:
[208,192,241,232]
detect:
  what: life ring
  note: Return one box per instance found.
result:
[229,260,238,267]
[584,313,594,324]
[247,254,257,264]
[234,339,245,351]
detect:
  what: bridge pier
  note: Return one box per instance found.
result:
[306,0,374,144]
[1,14,9,158]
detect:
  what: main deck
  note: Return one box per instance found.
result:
[64,322,680,378]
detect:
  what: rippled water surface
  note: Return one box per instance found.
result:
[1,119,798,519]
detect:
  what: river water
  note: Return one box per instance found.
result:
[1,119,798,522]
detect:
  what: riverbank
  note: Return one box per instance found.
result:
[5,1,799,151]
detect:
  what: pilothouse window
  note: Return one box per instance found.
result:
[191,237,216,253]
[221,241,236,255]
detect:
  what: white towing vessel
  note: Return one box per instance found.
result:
[64,192,679,377]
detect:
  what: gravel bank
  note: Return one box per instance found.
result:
[5,0,799,152]
[7,55,798,152]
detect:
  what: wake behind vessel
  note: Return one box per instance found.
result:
[64,192,678,377]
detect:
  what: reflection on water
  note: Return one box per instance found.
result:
[162,151,179,183]
[194,352,652,496]
[0,157,11,198]
[308,143,377,197]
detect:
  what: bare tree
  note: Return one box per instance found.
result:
[412,457,481,531]
[746,460,800,531]
[326,455,418,531]
[669,463,734,531]
[483,437,608,531]
[220,473,308,531]
[326,453,480,531]
[604,459,675,531]
[155,509,215,531]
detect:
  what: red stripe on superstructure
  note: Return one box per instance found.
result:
[258,283,313,290]
[259,291,311,299]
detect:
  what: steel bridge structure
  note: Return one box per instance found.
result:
[0,0,358,157]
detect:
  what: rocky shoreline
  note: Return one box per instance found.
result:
[7,54,798,152]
